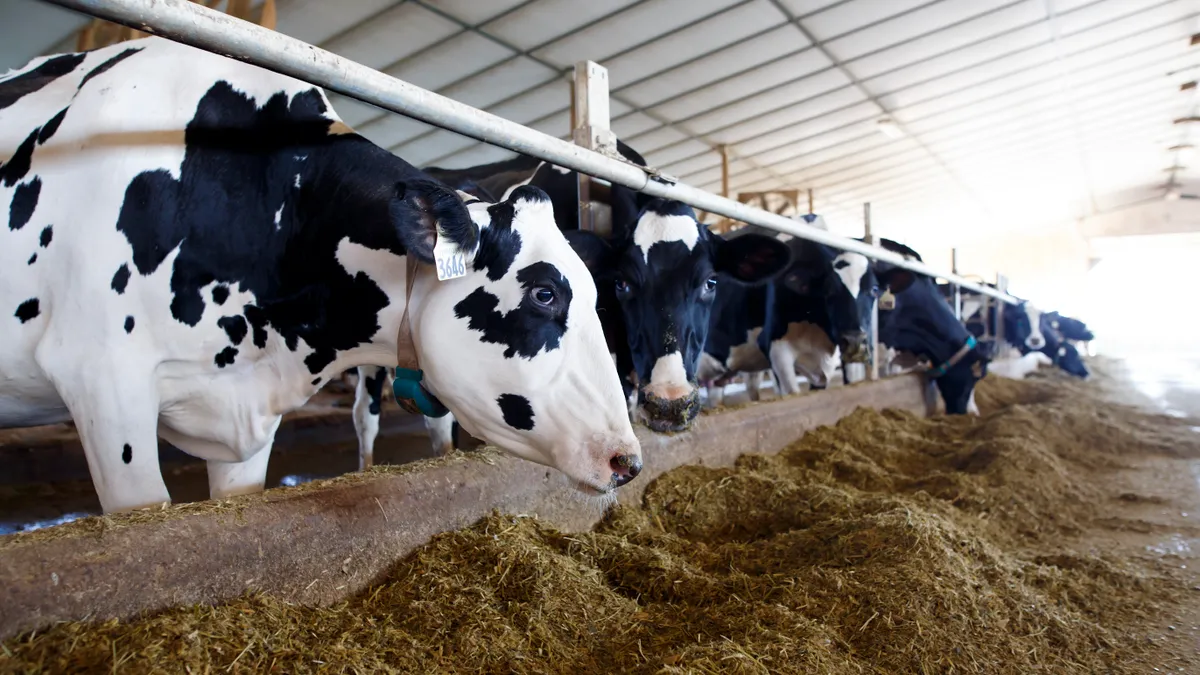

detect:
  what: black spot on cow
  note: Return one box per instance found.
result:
[8,177,39,230]
[0,53,86,111]
[285,334,299,351]
[109,81,468,375]
[472,199,522,281]
[111,264,130,294]
[243,305,269,348]
[214,346,238,368]
[833,259,850,270]
[363,368,385,415]
[217,315,248,346]
[122,443,132,464]
[497,393,534,431]
[14,298,39,323]
[39,225,52,247]
[211,285,229,305]
[124,315,135,333]
[77,47,142,91]
[453,262,571,359]
[37,107,69,144]
[27,253,36,265]
[311,377,321,385]
[0,128,38,187]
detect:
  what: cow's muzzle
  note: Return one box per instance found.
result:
[839,331,870,363]
[1025,334,1046,350]
[641,386,701,433]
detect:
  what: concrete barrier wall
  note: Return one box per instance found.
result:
[0,374,928,640]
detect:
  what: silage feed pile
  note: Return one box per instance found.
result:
[4,362,1199,674]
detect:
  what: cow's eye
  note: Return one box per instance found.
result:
[871,285,880,297]
[532,286,555,306]
[704,276,718,292]
[615,279,631,294]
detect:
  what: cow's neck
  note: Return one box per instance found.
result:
[262,135,423,384]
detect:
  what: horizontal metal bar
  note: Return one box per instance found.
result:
[42,0,1021,305]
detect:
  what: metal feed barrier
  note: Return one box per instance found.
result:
[42,0,1023,379]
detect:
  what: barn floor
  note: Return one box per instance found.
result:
[3,357,1200,673]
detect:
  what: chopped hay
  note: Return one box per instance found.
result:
[3,361,1198,674]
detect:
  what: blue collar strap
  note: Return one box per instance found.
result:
[927,335,977,379]
[392,367,450,418]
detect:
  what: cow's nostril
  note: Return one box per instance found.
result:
[610,454,642,487]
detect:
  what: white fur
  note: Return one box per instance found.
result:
[633,212,699,263]
[832,252,869,300]
[0,38,638,512]
[1023,304,1045,350]
[989,352,1052,380]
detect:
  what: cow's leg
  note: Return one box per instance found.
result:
[50,364,169,513]
[705,384,725,408]
[745,371,763,401]
[208,440,275,499]
[352,366,387,470]
[966,390,980,416]
[769,340,802,396]
[425,414,456,455]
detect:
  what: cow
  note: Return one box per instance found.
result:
[350,142,653,465]
[989,351,1052,380]
[0,37,641,514]
[939,283,1046,353]
[872,239,989,415]
[568,200,793,431]
[1036,316,1090,378]
[1044,311,1094,343]
[698,219,877,406]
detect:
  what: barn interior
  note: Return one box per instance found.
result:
[3,0,1200,672]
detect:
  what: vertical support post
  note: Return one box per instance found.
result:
[951,248,962,321]
[807,188,814,214]
[719,144,729,198]
[572,61,615,232]
[994,273,1008,357]
[863,203,880,382]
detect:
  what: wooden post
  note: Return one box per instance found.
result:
[994,273,1008,357]
[572,61,615,233]
[719,144,729,198]
[951,248,962,320]
[807,188,814,214]
[864,203,879,382]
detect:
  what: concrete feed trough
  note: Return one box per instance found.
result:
[0,374,927,640]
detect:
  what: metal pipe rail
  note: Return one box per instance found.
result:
[44,0,1020,305]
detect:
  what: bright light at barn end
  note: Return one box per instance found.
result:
[876,118,905,139]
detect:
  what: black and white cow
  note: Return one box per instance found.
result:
[1038,319,1090,378]
[698,220,877,404]
[873,239,989,415]
[1044,311,1094,343]
[569,200,793,431]
[939,283,1046,353]
[0,37,641,513]
[349,142,653,465]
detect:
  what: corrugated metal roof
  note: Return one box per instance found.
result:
[4,0,1199,249]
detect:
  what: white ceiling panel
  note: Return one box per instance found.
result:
[385,31,513,91]
[648,47,831,122]
[707,84,871,145]
[424,0,532,26]
[487,80,570,125]
[321,3,458,71]
[275,0,398,46]
[327,94,389,128]
[682,66,852,134]
[617,24,805,108]
[801,0,933,43]
[485,0,641,51]
[604,0,787,89]
[612,112,666,139]
[533,0,740,67]
[826,0,1015,63]
[848,0,1045,81]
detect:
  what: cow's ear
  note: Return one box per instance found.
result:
[391,179,480,264]
[879,267,917,293]
[713,233,793,284]
[563,230,615,278]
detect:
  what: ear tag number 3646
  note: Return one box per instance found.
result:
[433,230,467,281]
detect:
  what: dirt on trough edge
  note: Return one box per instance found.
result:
[4,359,1200,673]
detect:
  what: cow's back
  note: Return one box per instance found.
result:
[0,37,341,428]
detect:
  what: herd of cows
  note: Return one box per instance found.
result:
[0,38,1093,517]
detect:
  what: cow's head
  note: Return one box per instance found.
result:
[396,182,641,493]
[569,200,791,432]
[876,266,988,415]
[780,241,877,364]
[1006,301,1046,351]
[1047,311,1094,342]
[1041,323,1089,378]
